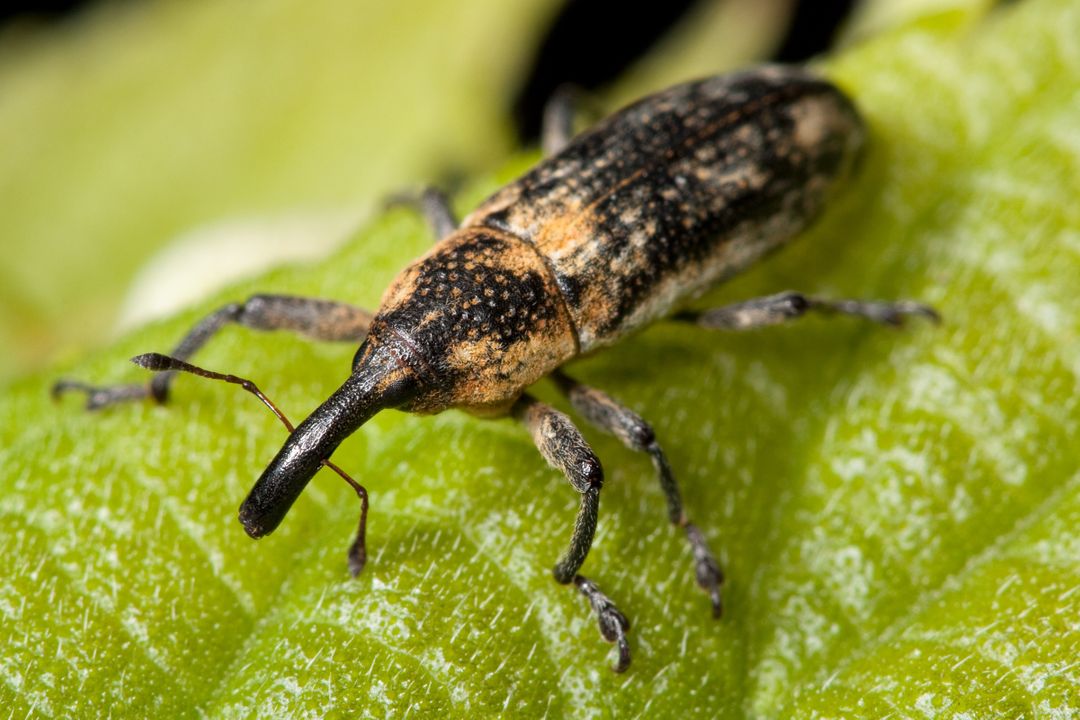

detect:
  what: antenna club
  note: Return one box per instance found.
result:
[131,352,173,371]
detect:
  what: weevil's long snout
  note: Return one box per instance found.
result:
[238,339,416,538]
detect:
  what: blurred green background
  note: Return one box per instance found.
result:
[0,0,831,381]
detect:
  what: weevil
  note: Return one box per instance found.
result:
[55,65,938,672]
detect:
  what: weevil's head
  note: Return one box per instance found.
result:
[238,227,576,539]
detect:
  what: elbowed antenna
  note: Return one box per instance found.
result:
[132,337,417,576]
[237,339,418,543]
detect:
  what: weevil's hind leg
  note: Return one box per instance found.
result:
[552,371,724,617]
[674,291,940,331]
[53,294,373,410]
[385,187,459,241]
[542,85,581,156]
[512,394,631,672]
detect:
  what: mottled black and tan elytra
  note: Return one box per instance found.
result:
[54,66,939,673]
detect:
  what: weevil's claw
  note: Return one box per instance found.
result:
[612,631,632,673]
[685,523,724,618]
[601,608,632,673]
[873,301,941,328]
[51,379,74,402]
[52,378,94,403]
[885,301,942,328]
[574,575,632,672]
[905,302,943,326]
[704,578,724,619]
[382,189,418,212]
[819,299,942,329]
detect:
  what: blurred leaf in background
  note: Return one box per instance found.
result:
[0,0,565,379]
[2,0,1079,718]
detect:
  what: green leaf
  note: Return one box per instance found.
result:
[3,0,1079,716]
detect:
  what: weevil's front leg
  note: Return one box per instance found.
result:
[675,291,940,330]
[385,187,459,241]
[512,394,631,672]
[53,294,373,410]
[552,371,724,617]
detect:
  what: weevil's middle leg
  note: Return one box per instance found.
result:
[542,85,606,156]
[385,187,459,241]
[512,394,632,672]
[552,371,724,617]
[674,291,940,330]
[53,294,373,410]
[387,92,588,236]
[542,86,581,156]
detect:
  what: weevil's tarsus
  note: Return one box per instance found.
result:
[676,291,941,331]
[553,370,724,617]
[512,394,631,667]
[132,351,374,577]
[574,575,631,673]
[52,379,153,410]
[807,297,941,326]
[52,295,373,410]
[385,187,459,241]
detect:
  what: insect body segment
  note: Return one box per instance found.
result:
[55,66,938,673]
[468,68,865,350]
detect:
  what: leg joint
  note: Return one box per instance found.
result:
[622,417,655,451]
[553,565,575,585]
[576,455,604,492]
[233,295,278,330]
[239,295,269,313]
[776,290,810,316]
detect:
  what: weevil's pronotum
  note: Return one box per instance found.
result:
[55,66,938,672]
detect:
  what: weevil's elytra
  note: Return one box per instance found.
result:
[54,65,938,673]
[466,67,864,349]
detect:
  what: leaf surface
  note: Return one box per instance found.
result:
[2,1,1078,717]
